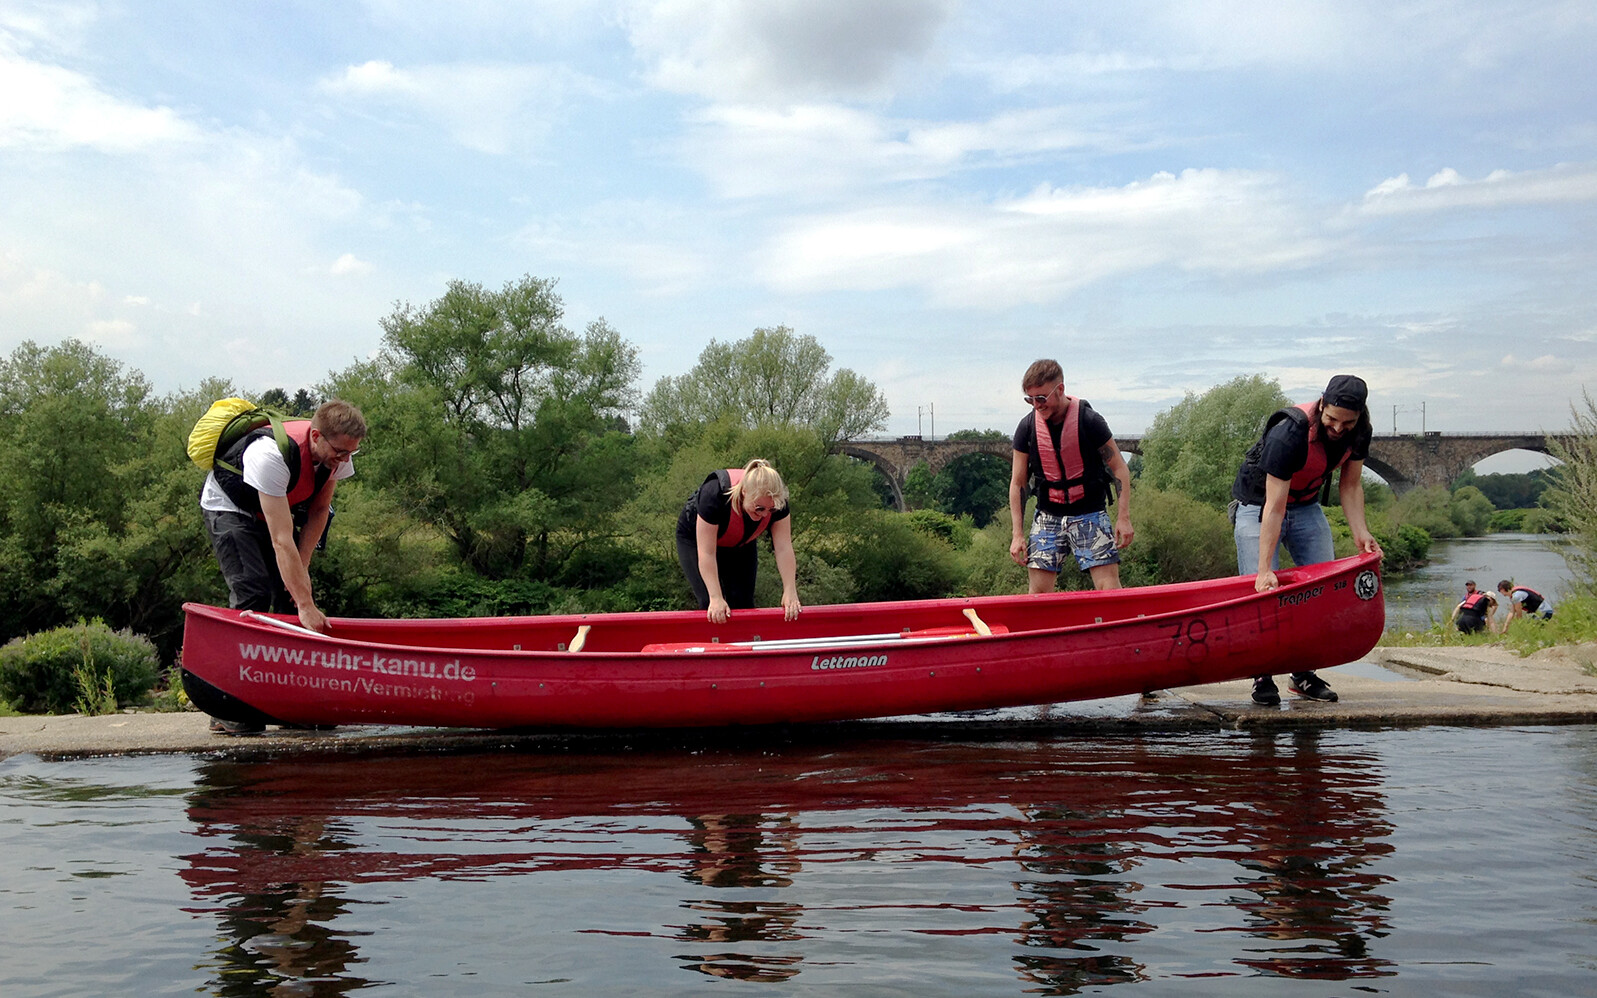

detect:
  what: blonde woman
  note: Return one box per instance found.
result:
[675,458,801,623]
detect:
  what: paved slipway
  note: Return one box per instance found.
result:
[3,646,1595,761]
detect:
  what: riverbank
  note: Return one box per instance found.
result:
[3,644,1595,761]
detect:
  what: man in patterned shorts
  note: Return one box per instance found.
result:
[1008,358,1135,592]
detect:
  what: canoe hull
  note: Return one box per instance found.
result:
[182,553,1384,729]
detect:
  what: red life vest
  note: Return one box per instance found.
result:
[214,419,329,519]
[711,468,772,548]
[1459,590,1493,615]
[1285,401,1352,505]
[1033,397,1088,506]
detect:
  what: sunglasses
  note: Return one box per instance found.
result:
[1022,385,1061,406]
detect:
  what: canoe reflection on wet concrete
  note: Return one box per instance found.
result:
[180,730,1395,992]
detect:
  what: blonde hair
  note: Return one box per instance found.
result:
[727,458,788,509]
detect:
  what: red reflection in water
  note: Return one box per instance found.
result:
[181,731,1395,991]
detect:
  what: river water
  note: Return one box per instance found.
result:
[1382,533,1576,633]
[3,727,1596,997]
[4,535,1594,996]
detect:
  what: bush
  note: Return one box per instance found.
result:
[0,620,159,714]
[1490,508,1529,532]
[829,510,962,602]
[1116,487,1234,587]
[1358,511,1432,572]
[902,509,974,550]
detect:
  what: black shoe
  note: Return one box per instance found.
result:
[1251,675,1281,706]
[209,717,265,735]
[1288,672,1339,702]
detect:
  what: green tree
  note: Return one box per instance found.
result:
[1138,374,1291,509]
[258,387,320,416]
[637,326,888,449]
[1390,485,1457,539]
[1544,391,1597,587]
[330,275,641,579]
[0,340,208,653]
[1448,485,1496,536]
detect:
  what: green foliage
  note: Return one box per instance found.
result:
[1452,467,1553,509]
[0,620,158,714]
[637,326,888,448]
[826,510,962,602]
[257,387,320,417]
[1521,507,1563,533]
[1115,487,1235,587]
[902,509,975,550]
[0,341,217,659]
[329,275,641,579]
[1498,594,1597,657]
[146,664,192,712]
[1363,480,1395,512]
[951,519,1029,597]
[1137,374,1291,509]
[1389,485,1458,539]
[1543,391,1597,589]
[72,657,120,716]
[1359,510,1432,572]
[902,450,1011,527]
[1448,485,1496,536]
[902,461,947,511]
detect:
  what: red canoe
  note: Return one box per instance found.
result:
[181,552,1383,729]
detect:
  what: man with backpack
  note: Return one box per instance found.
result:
[199,398,366,639]
[1008,358,1135,592]
[1230,374,1383,705]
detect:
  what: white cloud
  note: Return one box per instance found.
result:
[329,253,374,277]
[319,59,599,154]
[625,0,956,103]
[1501,354,1562,371]
[0,46,198,152]
[681,103,1138,198]
[1359,162,1597,214]
[761,169,1332,306]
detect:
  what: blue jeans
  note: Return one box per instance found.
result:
[1233,502,1335,575]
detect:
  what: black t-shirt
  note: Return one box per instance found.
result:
[1012,404,1114,516]
[1256,414,1370,480]
[676,476,791,544]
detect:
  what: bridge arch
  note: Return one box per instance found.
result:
[840,432,1570,506]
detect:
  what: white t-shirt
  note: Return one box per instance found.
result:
[200,435,355,514]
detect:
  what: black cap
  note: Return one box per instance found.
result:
[1322,374,1368,410]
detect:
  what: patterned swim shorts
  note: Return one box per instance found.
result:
[1028,508,1120,573]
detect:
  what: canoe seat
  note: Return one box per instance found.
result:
[566,625,591,653]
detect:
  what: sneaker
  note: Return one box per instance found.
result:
[1288,671,1339,702]
[209,717,265,735]
[1251,675,1281,706]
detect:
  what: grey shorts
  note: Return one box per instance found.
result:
[1028,508,1120,573]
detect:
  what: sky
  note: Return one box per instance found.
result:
[3,1,1595,471]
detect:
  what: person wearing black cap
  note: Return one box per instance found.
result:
[1452,580,1498,633]
[1230,374,1384,705]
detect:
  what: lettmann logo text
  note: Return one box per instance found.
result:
[811,653,888,671]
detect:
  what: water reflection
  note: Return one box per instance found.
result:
[675,812,804,981]
[178,734,1396,994]
[185,769,373,996]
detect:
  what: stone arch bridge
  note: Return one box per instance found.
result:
[838,432,1572,510]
